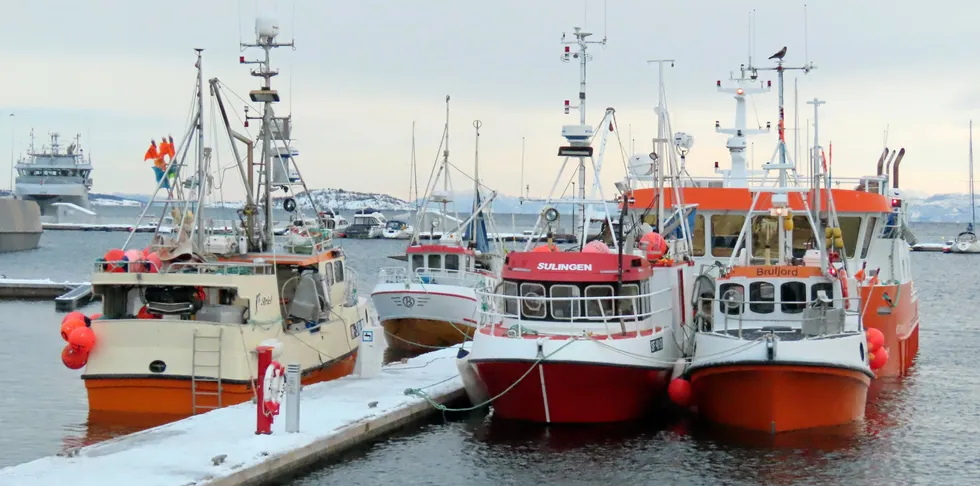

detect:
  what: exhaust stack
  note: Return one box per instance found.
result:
[892,148,906,188]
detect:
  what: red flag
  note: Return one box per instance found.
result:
[144,141,158,161]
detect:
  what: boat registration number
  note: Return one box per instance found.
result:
[649,337,663,353]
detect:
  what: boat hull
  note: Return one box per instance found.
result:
[472,359,667,423]
[372,285,479,352]
[690,363,870,433]
[84,350,356,416]
[860,281,919,377]
[0,198,42,253]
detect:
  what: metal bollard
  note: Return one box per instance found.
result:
[285,362,301,433]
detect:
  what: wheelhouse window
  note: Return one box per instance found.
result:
[411,254,424,271]
[549,284,581,320]
[791,215,815,258]
[520,283,546,319]
[445,254,460,271]
[811,282,834,303]
[837,216,861,258]
[585,285,615,318]
[751,216,779,260]
[749,282,775,314]
[780,282,806,314]
[334,260,344,283]
[502,281,519,316]
[711,215,745,257]
[691,214,706,257]
[719,283,744,316]
[427,254,441,269]
[860,217,878,258]
[619,284,640,319]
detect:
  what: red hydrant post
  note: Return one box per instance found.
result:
[255,345,273,435]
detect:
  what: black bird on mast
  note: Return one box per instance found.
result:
[769,46,787,60]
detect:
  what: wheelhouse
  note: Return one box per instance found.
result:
[407,244,477,274]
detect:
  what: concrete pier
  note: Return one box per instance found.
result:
[0,278,84,300]
[0,347,465,486]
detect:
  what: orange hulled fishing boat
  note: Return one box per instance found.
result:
[625,49,917,431]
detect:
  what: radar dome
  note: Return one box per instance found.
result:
[255,16,280,39]
[627,153,657,177]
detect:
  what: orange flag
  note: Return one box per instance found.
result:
[144,140,159,161]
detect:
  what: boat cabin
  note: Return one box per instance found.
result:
[407,244,477,274]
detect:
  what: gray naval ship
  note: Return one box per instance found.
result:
[13,131,96,224]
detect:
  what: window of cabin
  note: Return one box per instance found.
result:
[811,282,834,303]
[837,216,861,258]
[411,254,424,272]
[711,215,745,257]
[791,215,815,258]
[324,264,335,286]
[719,283,744,316]
[749,282,775,314]
[445,254,460,271]
[751,216,779,260]
[691,214,706,256]
[619,284,640,318]
[520,283,546,319]
[502,281,519,316]
[334,260,344,283]
[585,285,615,318]
[427,254,441,269]
[550,284,581,320]
[780,282,807,313]
[860,216,878,259]
[639,279,650,316]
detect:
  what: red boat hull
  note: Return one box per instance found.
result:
[472,360,669,423]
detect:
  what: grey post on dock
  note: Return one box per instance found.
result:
[285,363,301,433]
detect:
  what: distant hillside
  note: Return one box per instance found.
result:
[279,188,414,211]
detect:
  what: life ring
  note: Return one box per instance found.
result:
[262,361,287,416]
[283,197,297,212]
[522,291,544,312]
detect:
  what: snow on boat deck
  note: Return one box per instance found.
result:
[0,347,464,486]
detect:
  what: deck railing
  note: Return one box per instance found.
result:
[697,295,863,339]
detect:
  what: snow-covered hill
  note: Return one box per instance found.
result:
[905,193,980,223]
[281,188,414,211]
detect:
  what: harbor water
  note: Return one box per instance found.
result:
[0,210,975,484]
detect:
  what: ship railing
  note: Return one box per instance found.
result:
[378,266,490,288]
[697,295,863,339]
[475,287,673,338]
[94,259,274,275]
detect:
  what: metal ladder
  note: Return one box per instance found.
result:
[191,327,223,415]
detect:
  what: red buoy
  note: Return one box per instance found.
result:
[60,317,86,342]
[62,310,91,327]
[61,344,88,370]
[668,378,693,408]
[870,347,889,371]
[865,328,885,354]
[639,232,668,261]
[145,252,163,273]
[103,248,126,273]
[68,326,96,353]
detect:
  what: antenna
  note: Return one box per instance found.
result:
[804,4,810,67]
[519,136,526,201]
[561,26,607,125]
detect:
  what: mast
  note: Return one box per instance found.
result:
[441,96,450,233]
[808,98,826,270]
[647,59,673,228]
[411,121,418,210]
[241,17,294,250]
[194,48,206,250]
[471,119,482,245]
[716,62,771,188]
[561,26,606,248]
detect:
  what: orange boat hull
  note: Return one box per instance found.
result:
[860,282,919,377]
[690,364,871,433]
[84,350,357,416]
[382,318,474,354]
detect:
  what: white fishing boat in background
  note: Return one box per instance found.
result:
[948,120,980,254]
[344,208,386,239]
[14,132,100,225]
[372,100,503,356]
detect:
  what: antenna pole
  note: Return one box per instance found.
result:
[194,48,206,251]
[519,136,525,201]
[647,59,674,229]
[971,120,975,228]
[472,119,482,244]
[807,97,826,270]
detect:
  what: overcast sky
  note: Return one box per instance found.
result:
[0,0,973,201]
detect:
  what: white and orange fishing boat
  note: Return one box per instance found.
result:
[57,18,366,420]
[372,104,503,355]
[628,49,912,432]
[462,27,695,424]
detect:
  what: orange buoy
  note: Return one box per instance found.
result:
[865,328,885,354]
[61,344,88,370]
[145,252,163,273]
[136,305,161,319]
[61,310,91,328]
[582,240,611,253]
[103,248,126,273]
[124,249,143,273]
[60,317,87,342]
[142,246,152,258]
[68,326,96,353]
[89,313,102,321]
[639,232,668,261]
[870,347,889,370]
[667,378,693,408]
[531,243,558,252]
